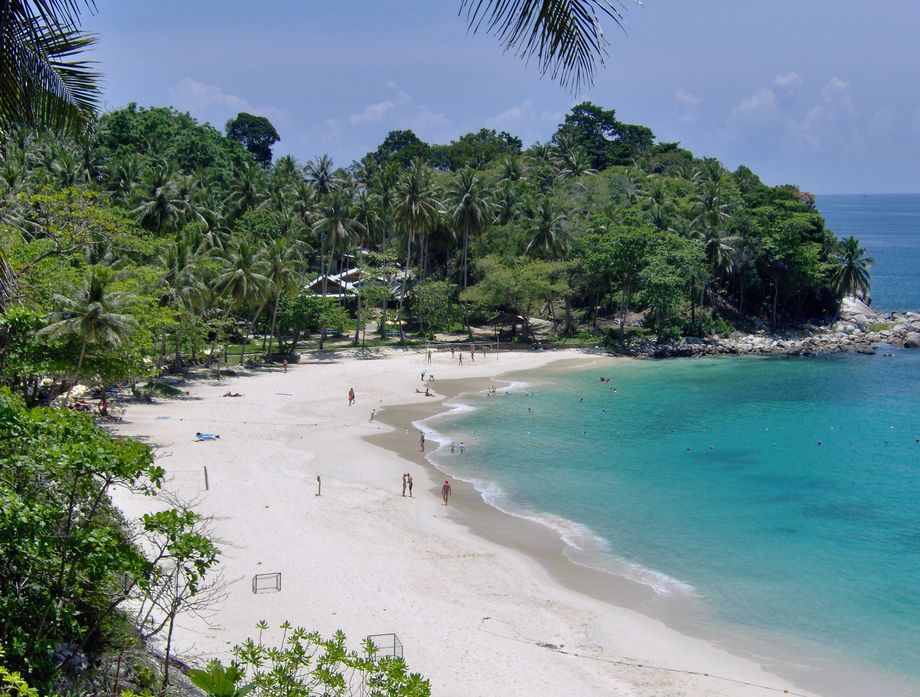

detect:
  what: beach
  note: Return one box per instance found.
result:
[110,348,818,697]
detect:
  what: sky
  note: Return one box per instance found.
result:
[85,0,920,194]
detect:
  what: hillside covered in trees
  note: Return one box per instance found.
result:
[1,102,871,398]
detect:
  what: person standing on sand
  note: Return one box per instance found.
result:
[450,346,455,358]
[370,409,376,421]
[282,359,288,373]
[407,474,414,497]
[348,387,355,406]
[427,350,432,363]
[402,473,408,497]
[441,480,452,505]
[458,354,463,365]
[419,432,426,452]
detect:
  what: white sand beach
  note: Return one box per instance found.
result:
[110,348,817,697]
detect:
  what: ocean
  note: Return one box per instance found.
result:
[426,194,920,693]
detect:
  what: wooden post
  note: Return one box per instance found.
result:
[203,466,209,491]
[316,475,321,497]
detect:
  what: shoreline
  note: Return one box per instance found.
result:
[367,355,920,697]
[104,347,909,696]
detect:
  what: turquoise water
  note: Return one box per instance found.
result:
[426,195,920,692]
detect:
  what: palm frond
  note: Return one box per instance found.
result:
[0,3,100,133]
[460,0,630,91]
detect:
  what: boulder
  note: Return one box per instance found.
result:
[904,332,920,349]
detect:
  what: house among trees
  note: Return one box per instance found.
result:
[305,268,414,299]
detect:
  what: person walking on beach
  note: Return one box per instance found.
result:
[458,353,463,365]
[402,473,408,496]
[441,480,452,505]
[450,346,455,358]
[282,359,288,373]
[348,387,355,406]
[370,409,376,422]
[419,431,426,452]
[427,350,432,363]
[458,441,465,454]
[421,368,426,381]
[407,474,414,497]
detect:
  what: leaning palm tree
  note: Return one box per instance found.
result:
[446,168,491,289]
[832,236,873,301]
[460,0,632,91]
[38,265,133,398]
[0,0,101,133]
[156,239,206,369]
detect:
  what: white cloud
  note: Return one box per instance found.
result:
[409,107,449,131]
[485,99,536,130]
[793,76,859,148]
[348,89,412,125]
[731,88,778,122]
[675,89,702,108]
[168,78,288,127]
[773,72,803,88]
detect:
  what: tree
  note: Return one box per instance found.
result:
[525,198,569,260]
[37,266,133,396]
[263,237,307,355]
[831,236,872,301]
[226,113,280,167]
[215,239,270,363]
[371,130,430,169]
[446,168,491,290]
[0,0,100,133]
[553,102,654,169]
[412,280,458,337]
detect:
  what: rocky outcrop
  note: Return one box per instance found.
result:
[618,297,920,359]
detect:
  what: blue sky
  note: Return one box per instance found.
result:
[87,1,919,194]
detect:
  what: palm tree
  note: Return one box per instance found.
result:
[526,198,569,259]
[832,236,872,301]
[493,181,520,225]
[224,160,267,223]
[446,168,491,289]
[263,237,307,356]
[0,0,100,133]
[305,154,338,197]
[393,163,442,338]
[311,189,366,295]
[132,161,188,233]
[38,265,133,398]
[215,240,270,364]
[460,0,628,91]
[156,239,206,369]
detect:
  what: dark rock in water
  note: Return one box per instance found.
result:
[856,346,877,354]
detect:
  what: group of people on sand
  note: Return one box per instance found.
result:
[400,472,452,506]
[402,472,414,497]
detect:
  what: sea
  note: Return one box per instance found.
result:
[424,194,920,694]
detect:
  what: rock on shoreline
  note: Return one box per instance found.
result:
[622,297,920,358]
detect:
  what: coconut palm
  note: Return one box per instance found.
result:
[393,163,442,337]
[446,168,491,289]
[263,237,308,355]
[225,160,268,223]
[832,236,873,301]
[526,198,569,259]
[132,161,187,233]
[156,239,206,369]
[460,0,629,91]
[38,265,133,397]
[305,154,338,197]
[311,189,366,295]
[493,181,521,225]
[215,239,270,363]
[0,0,101,133]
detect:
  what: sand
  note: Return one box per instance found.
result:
[110,347,818,697]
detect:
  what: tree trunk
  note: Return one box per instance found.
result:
[268,290,281,356]
[462,230,470,290]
